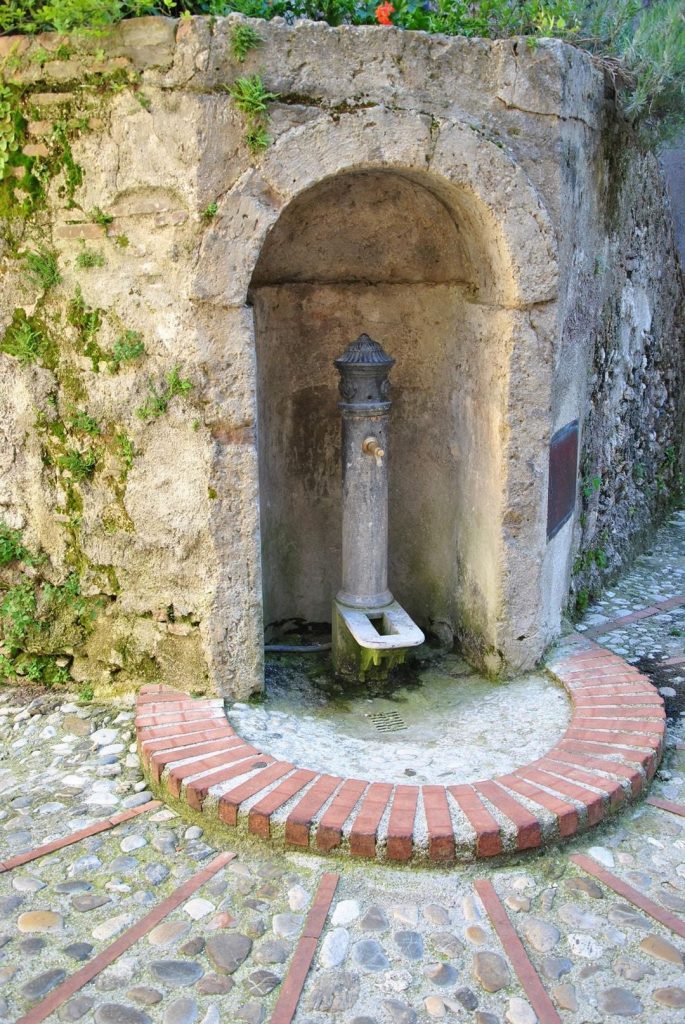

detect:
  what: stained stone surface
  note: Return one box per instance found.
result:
[228,666,571,786]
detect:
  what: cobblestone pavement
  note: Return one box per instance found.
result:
[1,514,685,1024]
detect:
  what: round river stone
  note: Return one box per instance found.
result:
[205,934,252,974]
[149,961,204,987]
[17,911,63,933]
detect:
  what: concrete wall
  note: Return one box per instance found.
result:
[0,16,683,696]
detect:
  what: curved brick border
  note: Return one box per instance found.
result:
[136,640,666,864]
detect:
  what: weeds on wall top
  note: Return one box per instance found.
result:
[0,1,682,146]
[230,21,262,61]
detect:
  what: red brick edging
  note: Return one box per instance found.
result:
[135,640,666,864]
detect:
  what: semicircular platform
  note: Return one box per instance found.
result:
[135,637,665,865]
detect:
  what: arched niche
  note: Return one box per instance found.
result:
[249,166,517,652]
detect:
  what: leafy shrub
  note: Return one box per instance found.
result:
[228,73,278,115]
[115,431,135,469]
[66,408,101,435]
[67,286,106,370]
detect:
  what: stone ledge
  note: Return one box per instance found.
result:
[135,640,665,865]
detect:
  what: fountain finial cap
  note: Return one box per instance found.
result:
[334,334,395,369]
[334,335,395,412]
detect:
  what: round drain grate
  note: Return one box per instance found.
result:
[367,710,407,733]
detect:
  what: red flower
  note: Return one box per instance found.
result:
[375,2,395,25]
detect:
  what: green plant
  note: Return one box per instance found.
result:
[575,587,590,614]
[228,73,278,116]
[582,475,602,499]
[27,43,73,64]
[109,329,145,371]
[115,431,135,470]
[0,82,23,184]
[0,532,97,686]
[230,22,262,62]
[228,74,278,153]
[67,286,105,370]
[50,122,83,207]
[78,681,95,701]
[201,202,218,221]
[89,205,113,226]
[23,248,61,291]
[593,547,608,569]
[22,1,130,35]
[136,91,152,110]
[66,409,101,435]
[0,309,53,367]
[1,580,36,650]
[0,522,31,566]
[56,448,98,481]
[136,364,193,421]
[115,234,129,247]
[76,244,105,269]
[245,121,270,152]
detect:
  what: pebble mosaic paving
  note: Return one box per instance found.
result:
[1,512,685,1022]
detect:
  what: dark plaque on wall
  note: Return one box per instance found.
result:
[547,420,579,540]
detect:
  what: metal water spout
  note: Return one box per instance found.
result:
[332,334,424,682]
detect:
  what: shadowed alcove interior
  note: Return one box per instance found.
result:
[249,168,515,654]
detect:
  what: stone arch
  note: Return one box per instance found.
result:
[192,108,558,310]
[195,108,559,688]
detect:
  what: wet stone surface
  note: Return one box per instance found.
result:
[1,512,685,1021]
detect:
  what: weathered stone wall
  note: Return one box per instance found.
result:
[0,16,683,698]
[661,142,685,268]
[562,149,685,614]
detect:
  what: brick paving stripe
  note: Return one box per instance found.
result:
[14,850,235,1024]
[581,594,685,638]
[0,800,162,873]
[474,879,562,1024]
[571,853,685,939]
[646,796,685,817]
[270,872,339,1024]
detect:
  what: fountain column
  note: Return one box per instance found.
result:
[332,334,424,682]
